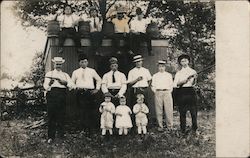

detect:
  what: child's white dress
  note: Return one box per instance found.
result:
[115,105,133,128]
[133,103,149,126]
[99,102,116,129]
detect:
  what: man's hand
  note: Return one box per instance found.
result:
[49,79,55,86]
[114,94,120,98]
[58,79,67,86]
[137,76,143,82]
[91,89,99,94]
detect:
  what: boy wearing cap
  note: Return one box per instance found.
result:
[129,7,152,56]
[43,57,74,143]
[151,60,174,132]
[86,6,103,56]
[56,5,83,53]
[173,54,198,134]
[109,6,130,54]
[71,54,102,135]
[127,55,152,106]
[101,57,127,106]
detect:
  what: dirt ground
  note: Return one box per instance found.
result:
[0,110,215,158]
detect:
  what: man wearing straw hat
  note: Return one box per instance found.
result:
[151,60,174,132]
[43,57,74,144]
[127,55,152,106]
[101,57,127,106]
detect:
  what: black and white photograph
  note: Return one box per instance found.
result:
[0,0,249,157]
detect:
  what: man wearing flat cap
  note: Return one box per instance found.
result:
[129,7,152,56]
[43,57,74,143]
[151,60,174,132]
[127,55,152,106]
[101,57,127,106]
[71,54,102,136]
[173,54,198,134]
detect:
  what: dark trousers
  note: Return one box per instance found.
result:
[176,87,198,132]
[90,31,103,53]
[129,33,152,54]
[108,89,120,106]
[46,88,67,139]
[76,89,98,132]
[111,33,130,53]
[58,28,81,47]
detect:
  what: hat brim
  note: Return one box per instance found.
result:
[52,59,65,64]
[133,59,143,62]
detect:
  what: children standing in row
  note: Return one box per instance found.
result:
[100,94,150,136]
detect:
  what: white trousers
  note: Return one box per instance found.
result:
[154,90,173,128]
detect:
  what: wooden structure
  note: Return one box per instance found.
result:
[43,36,174,121]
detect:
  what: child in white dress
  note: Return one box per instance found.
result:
[99,93,116,136]
[115,96,133,135]
[133,94,149,135]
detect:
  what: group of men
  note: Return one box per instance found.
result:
[43,54,198,143]
[56,5,152,56]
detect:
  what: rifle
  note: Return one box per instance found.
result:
[45,76,62,81]
[178,64,215,87]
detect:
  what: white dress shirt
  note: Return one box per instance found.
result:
[127,67,152,88]
[151,71,173,93]
[71,67,101,90]
[43,69,74,91]
[130,18,150,33]
[173,66,197,88]
[86,16,103,32]
[57,14,79,28]
[101,70,127,96]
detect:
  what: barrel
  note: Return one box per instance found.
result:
[78,21,90,37]
[47,20,60,36]
[102,21,114,37]
[146,23,160,39]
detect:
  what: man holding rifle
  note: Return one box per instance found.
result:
[173,54,198,135]
[43,57,73,143]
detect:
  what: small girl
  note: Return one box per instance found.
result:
[115,96,133,135]
[133,94,149,135]
[99,93,116,136]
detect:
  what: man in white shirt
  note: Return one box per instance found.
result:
[151,60,174,132]
[71,54,102,136]
[173,54,198,134]
[56,5,83,53]
[110,6,130,54]
[43,57,73,143]
[129,8,152,56]
[101,57,127,106]
[127,55,152,106]
[86,6,103,56]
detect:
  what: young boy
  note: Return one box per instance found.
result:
[151,60,174,132]
[133,94,149,135]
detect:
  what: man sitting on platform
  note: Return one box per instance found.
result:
[109,6,130,55]
[129,7,152,56]
[86,6,103,56]
[56,5,83,53]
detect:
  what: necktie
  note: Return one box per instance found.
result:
[94,18,97,28]
[112,71,116,83]
[82,69,85,81]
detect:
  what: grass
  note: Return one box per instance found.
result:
[0,110,215,158]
